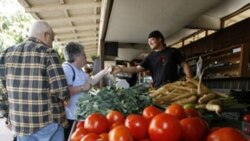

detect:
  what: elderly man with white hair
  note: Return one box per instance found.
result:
[0,21,69,141]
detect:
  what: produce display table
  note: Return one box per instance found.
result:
[67,121,77,141]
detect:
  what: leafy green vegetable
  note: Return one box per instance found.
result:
[76,84,152,119]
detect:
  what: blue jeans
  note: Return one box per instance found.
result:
[17,123,65,141]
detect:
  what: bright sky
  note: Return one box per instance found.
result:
[0,0,25,15]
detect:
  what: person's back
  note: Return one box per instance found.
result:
[0,21,69,141]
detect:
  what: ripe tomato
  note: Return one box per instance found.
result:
[99,133,109,141]
[109,125,134,141]
[207,127,247,141]
[111,122,123,129]
[84,113,109,134]
[180,117,207,141]
[70,127,88,141]
[76,120,85,128]
[80,133,99,141]
[125,114,149,140]
[142,105,162,121]
[148,113,182,141]
[165,104,187,120]
[107,110,125,125]
[139,139,151,141]
[184,108,201,117]
[243,114,250,123]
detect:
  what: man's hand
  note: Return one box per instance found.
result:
[113,66,123,74]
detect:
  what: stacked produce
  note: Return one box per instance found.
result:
[70,105,249,141]
[76,84,152,119]
[149,78,248,115]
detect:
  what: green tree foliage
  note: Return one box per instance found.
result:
[0,11,33,51]
[0,0,64,59]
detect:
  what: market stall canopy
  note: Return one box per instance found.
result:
[104,0,249,45]
[17,0,101,61]
[17,0,249,61]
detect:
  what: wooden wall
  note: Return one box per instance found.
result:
[182,17,250,58]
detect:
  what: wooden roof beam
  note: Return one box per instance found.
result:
[17,0,41,20]
[58,39,98,44]
[17,0,30,8]
[58,36,98,42]
[25,1,101,12]
[53,24,99,33]
[80,42,98,46]
[63,9,76,34]
[60,0,65,4]
[85,45,98,48]
[85,48,98,51]
[46,15,100,24]
[56,32,98,39]
[85,46,98,49]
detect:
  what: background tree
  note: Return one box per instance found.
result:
[0,0,34,51]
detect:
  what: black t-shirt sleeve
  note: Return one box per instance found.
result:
[140,56,150,70]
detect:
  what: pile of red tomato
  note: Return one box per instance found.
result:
[70,104,249,141]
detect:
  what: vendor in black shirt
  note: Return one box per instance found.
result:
[114,30,192,88]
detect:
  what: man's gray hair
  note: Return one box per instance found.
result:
[64,42,85,63]
[28,21,52,38]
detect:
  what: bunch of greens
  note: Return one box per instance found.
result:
[76,84,152,119]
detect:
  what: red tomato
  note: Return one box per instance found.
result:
[107,110,125,125]
[80,133,99,141]
[165,104,187,120]
[243,114,250,123]
[148,113,182,141]
[109,125,134,141]
[184,108,201,117]
[142,105,162,121]
[76,121,85,128]
[111,122,123,129]
[180,117,207,141]
[207,127,247,141]
[125,114,149,140]
[84,113,109,134]
[70,127,88,141]
[139,139,151,141]
[99,133,109,141]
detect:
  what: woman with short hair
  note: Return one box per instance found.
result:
[62,42,110,140]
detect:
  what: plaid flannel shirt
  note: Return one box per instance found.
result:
[0,37,69,136]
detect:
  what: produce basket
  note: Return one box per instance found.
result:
[243,121,250,136]
[67,121,77,141]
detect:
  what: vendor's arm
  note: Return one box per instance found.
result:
[114,65,145,74]
[182,61,192,79]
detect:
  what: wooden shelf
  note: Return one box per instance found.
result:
[206,63,239,72]
[204,52,240,63]
[186,44,249,79]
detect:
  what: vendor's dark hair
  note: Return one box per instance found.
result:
[148,30,166,45]
[64,42,84,63]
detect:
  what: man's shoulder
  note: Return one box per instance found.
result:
[164,47,178,51]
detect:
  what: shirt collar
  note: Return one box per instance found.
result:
[27,37,47,46]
